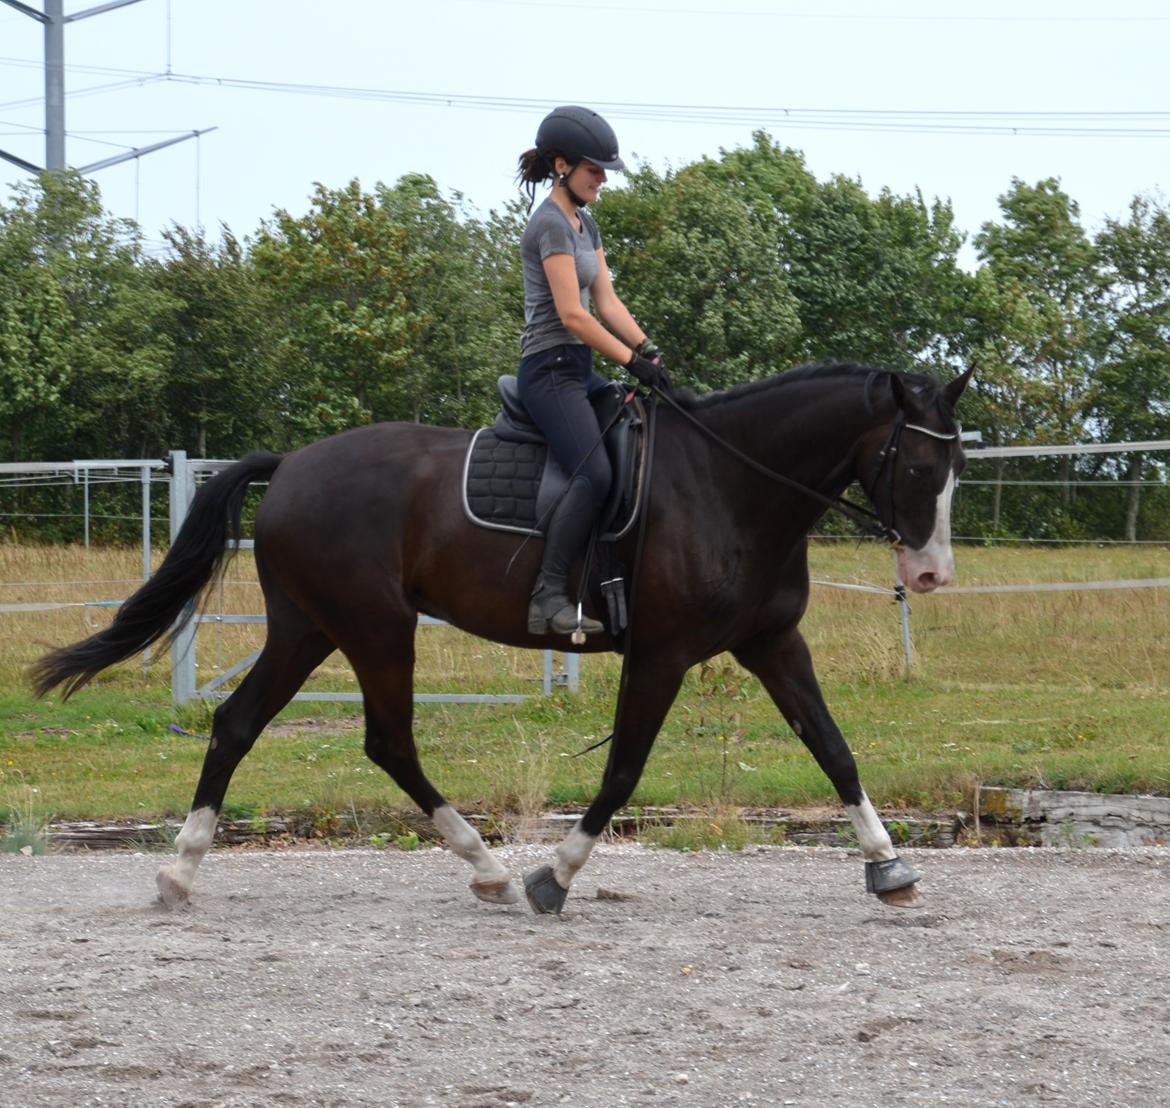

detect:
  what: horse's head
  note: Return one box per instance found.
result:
[858,368,972,593]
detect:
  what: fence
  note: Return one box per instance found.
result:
[0,452,579,706]
[4,437,1168,693]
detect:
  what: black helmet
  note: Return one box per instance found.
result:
[535,106,626,172]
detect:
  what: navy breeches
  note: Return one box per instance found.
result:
[517,344,613,505]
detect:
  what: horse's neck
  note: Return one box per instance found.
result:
[699,378,879,494]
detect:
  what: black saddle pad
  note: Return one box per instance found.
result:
[461,432,552,534]
[462,381,645,538]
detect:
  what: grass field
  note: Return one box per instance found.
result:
[1,539,1168,837]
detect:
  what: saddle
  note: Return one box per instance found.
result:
[462,375,647,541]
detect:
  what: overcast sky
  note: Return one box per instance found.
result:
[1,0,1167,264]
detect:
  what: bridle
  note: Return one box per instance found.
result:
[650,383,959,549]
[867,411,961,548]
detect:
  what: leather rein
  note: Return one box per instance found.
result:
[648,382,959,548]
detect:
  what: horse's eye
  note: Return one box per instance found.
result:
[907,465,931,480]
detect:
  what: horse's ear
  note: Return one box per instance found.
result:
[888,372,924,416]
[889,372,908,411]
[944,366,974,407]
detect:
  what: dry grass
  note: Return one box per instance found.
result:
[4,539,1168,694]
[0,542,549,696]
[3,539,1168,825]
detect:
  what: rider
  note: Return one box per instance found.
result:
[515,105,668,637]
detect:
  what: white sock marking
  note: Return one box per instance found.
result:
[845,794,897,862]
[553,823,598,888]
[168,806,217,891]
[432,805,510,886]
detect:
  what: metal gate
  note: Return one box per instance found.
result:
[166,451,579,707]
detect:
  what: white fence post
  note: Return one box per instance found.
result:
[142,464,152,674]
[169,451,197,706]
[893,549,913,676]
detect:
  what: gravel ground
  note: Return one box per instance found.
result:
[2,844,1169,1108]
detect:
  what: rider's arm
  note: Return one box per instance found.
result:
[543,252,635,366]
[591,249,646,351]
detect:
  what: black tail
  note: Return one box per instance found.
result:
[30,451,283,699]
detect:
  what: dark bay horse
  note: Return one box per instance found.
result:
[32,362,971,913]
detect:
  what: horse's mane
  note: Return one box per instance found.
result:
[671,361,945,413]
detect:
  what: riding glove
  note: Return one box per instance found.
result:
[625,349,671,390]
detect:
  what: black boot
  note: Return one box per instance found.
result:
[528,476,605,636]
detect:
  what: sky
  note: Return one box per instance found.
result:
[1,0,1168,267]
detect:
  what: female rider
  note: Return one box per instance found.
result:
[515,105,667,637]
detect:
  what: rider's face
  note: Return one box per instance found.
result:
[555,158,607,203]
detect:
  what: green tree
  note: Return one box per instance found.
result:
[0,171,174,461]
[596,159,803,391]
[250,178,429,443]
[715,132,969,371]
[0,225,69,460]
[972,178,1103,536]
[375,175,516,427]
[1093,193,1170,539]
[154,224,281,457]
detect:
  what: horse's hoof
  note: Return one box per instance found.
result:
[470,877,521,905]
[524,865,569,915]
[876,883,924,908]
[156,866,191,909]
[864,856,920,895]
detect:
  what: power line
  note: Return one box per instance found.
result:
[455,0,1170,22]
[2,57,1167,143]
[151,72,1170,138]
[0,74,165,112]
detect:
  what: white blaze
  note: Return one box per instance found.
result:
[897,470,955,592]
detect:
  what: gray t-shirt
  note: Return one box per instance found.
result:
[520,196,602,357]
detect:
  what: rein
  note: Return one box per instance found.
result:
[649,382,957,548]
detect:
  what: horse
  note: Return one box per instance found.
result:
[32,362,971,913]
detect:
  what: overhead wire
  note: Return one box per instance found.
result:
[0,44,1167,146]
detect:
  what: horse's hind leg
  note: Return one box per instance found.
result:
[156,612,333,907]
[355,638,520,906]
[733,628,922,907]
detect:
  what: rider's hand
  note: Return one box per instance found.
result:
[635,338,663,362]
[625,347,672,390]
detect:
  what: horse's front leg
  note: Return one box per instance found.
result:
[734,628,923,907]
[524,655,686,915]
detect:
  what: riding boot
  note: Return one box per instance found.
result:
[528,476,605,636]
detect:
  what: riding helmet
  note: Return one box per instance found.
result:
[535,106,626,172]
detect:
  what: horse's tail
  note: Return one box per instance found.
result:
[30,450,284,700]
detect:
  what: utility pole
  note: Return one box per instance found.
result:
[0,0,215,175]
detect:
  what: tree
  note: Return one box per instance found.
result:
[1093,194,1170,540]
[714,132,969,371]
[375,175,516,427]
[973,179,1103,535]
[0,171,174,461]
[596,159,803,392]
[154,224,281,457]
[250,179,430,443]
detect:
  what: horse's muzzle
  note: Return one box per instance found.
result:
[897,544,955,593]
